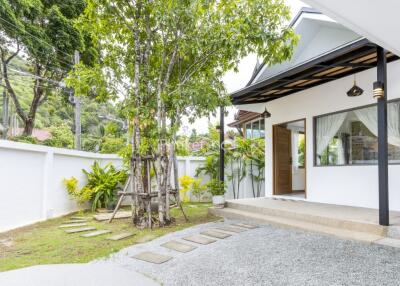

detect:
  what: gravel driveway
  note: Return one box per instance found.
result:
[98,219,400,286]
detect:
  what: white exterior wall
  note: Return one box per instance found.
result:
[0,140,123,232]
[0,141,219,232]
[242,60,400,211]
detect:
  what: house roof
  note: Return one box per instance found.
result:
[232,39,398,105]
[231,8,399,105]
[228,110,261,128]
[303,0,400,57]
[248,8,362,87]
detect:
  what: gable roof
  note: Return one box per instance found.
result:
[247,7,362,87]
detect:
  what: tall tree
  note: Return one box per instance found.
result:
[68,0,298,227]
[0,0,95,135]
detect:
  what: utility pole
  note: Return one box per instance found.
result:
[73,50,81,150]
[1,90,9,139]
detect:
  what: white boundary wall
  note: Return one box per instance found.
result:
[0,140,261,232]
[240,60,400,211]
[0,140,123,232]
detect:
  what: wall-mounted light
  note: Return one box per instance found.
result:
[261,107,271,118]
[373,81,385,99]
[347,75,363,97]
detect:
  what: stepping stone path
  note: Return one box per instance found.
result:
[81,230,112,238]
[63,219,87,224]
[59,223,87,228]
[136,234,157,244]
[71,216,86,220]
[182,235,217,245]
[65,227,96,234]
[106,232,135,241]
[232,223,258,229]
[132,251,172,264]
[216,225,248,233]
[201,229,232,239]
[161,240,197,253]
[94,211,131,221]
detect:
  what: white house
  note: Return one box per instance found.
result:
[229,8,400,225]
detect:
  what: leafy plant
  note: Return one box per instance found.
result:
[195,152,220,180]
[43,123,74,148]
[10,135,39,144]
[83,162,128,211]
[191,178,207,202]
[207,179,226,196]
[100,137,126,154]
[63,162,127,211]
[63,176,94,204]
[179,175,195,203]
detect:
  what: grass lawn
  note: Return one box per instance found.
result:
[0,203,218,272]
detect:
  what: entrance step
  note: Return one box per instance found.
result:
[209,207,384,243]
[225,200,388,237]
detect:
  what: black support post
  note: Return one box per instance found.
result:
[377,46,389,226]
[219,106,225,183]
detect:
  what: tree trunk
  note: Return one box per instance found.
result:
[23,119,34,136]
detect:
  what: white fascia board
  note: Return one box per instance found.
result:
[303,0,400,56]
[252,12,337,84]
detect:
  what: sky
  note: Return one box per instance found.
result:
[179,0,308,136]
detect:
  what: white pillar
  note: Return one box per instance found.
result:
[42,150,54,219]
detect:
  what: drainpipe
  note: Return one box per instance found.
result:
[376,46,389,226]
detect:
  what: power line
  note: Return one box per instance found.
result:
[6,67,65,86]
[0,29,74,69]
[0,16,74,65]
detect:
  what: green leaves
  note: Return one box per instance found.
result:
[82,162,128,211]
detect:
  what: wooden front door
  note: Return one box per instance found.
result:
[273,125,292,195]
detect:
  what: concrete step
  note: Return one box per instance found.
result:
[209,207,384,244]
[226,201,387,236]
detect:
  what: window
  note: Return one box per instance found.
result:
[245,123,252,139]
[244,119,265,139]
[314,101,400,166]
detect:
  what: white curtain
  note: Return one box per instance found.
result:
[316,112,348,156]
[337,138,345,165]
[354,103,400,147]
[388,102,400,147]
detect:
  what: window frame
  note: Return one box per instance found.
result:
[244,118,265,139]
[313,98,400,167]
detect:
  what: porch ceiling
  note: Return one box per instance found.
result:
[231,39,398,105]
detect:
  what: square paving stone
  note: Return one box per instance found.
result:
[132,251,173,264]
[182,235,217,245]
[71,216,86,220]
[201,229,232,239]
[94,211,131,221]
[81,230,112,238]
[59,223,87,228]
[65,227,96,234]
[231,223,259,229]
[161,240,197,253]
[106,232,135,241]
[63,219,87,224]
[216,226,248,233]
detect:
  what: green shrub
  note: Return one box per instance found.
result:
[10,135,39,145]
[63,162,128,211]
[206,179,226,196]
[43,123,74,148]
[100,137,126,154]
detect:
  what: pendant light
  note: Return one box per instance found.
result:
[347,74,364,97]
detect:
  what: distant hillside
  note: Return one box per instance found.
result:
[0,56,125,151]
